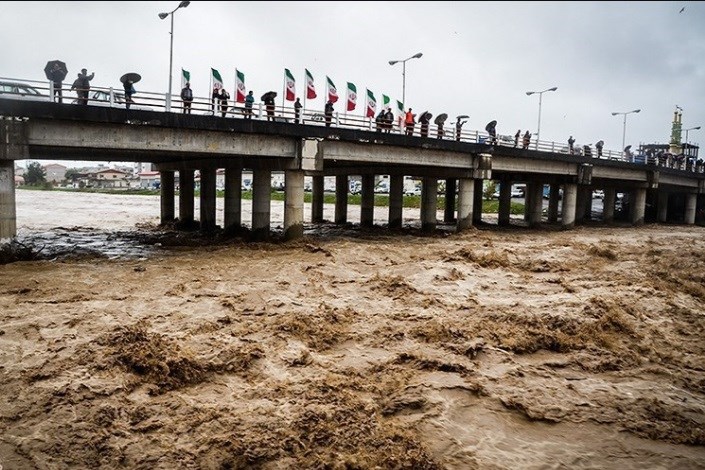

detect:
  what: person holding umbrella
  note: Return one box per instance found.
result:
[262,91,276,121]
[596,140,604,158]
[220,88,230,118]
[123,80,134,109]
[45,61,67,103]
[324,100,334,127]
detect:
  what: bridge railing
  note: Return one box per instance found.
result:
[2,76,702,173]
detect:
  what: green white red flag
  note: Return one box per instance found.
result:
[326,76,338,103]
[383,94,391,109]
[346,82,357,112]
[235,69,246,103]
[181,69,190,89]
[211,68,223,90]
[285,68,296,101]
[305,69,317,99]
[365,89,376,118]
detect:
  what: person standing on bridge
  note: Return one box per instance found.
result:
[522,130,531,149]
[123,80,135,110]
[405,109,416,136]
[219,88,230,118]
[455,118,467,141]
[595,140,604,158]
[244,90,254,119]
[324,100,335,127]
[514,129,521,148]
[71,68,94,105]
[568,135,575,155]
[294,97,302,123]
[180,82,193,114]
[384,108,394,133]
[211,85,220,114]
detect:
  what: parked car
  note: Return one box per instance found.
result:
[510,186,525,198]
[592,190,604,199]
[0,80,48,101]
[72,89,151,110]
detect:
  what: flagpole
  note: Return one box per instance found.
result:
[282,70,286,116]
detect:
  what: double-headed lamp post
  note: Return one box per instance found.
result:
[525,86,558,149]
[611,109,641,155]
[388,52,423,109]
[159,1,190,111]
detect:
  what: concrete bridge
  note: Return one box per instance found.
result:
[1,99,704,241]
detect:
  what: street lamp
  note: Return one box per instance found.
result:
[525,86,558,149]
[388,52,423,109]
[611,109,641,156]
[683,126,701,145]
[159,1,190,111]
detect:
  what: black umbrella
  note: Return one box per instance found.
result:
[434,113,448,125]
[120,73,142,84]
[624,145,632,152]
[44,60,67,81]
[261,91,277,101]
[485,120,497,132]
[419,111,432,123]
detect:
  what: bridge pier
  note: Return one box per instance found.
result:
[444,178,456,223]
[574,187,589,224]
[0,160,16,241]
[199,168,217,232]
[252,169,271,240]
[685,193,697,225]
[334,175,348,224]
[603,188,616,223]
[527,183,543,227]
[498,180,511,226]
[224,166,242,233]
[561,183,577,229]
[311,175,324,223]
[389,175,404,229]
[631,188,646,225]
[361,174,375,227]
[421,177,438,232]
[179,169,195,229]
[547,183,560,223]
[657,191,668,223]
[284,170,304,240]
[160,170,175,225]
[456,178,474,231]
[473,179,484,225]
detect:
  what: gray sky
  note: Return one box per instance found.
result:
[2,1,704,164]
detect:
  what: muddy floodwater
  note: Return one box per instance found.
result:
[1,189,704,469]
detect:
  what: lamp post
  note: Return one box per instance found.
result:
[611,109,641,156]
[388,52,423,109]
[684,126,701,146]
[159,1,190,111]
[525,86,558,150]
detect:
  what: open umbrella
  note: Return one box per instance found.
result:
[419,111,432,124]
[485,120,497,132]
[44,60,68,82]
[261,91,277,102]
[624,145,632,152]
[120,73,142,84]
[434,113,448,126]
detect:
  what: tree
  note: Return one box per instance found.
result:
[64,168,81,183]
[24,162,46,185]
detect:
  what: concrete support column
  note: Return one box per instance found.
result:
[561,183,578,229]
[284,170,304,240]
[547,183,560,223]
[528,183,544,227]
[178,169,195,228]
[456,178,475,231]
[160,170,175,225]
[498,181,511,226]
[252,168,271,239]
[199,168,217,232]
[657,191,668,223]
[224,167,242,233]
[311,175,324,223]
[334,175,348,224]
[444,178,456,223]
[583,188,593,221]
[421,177,438,232]
[575,186,588,223]
[524,183,533,222]
[389,174,404,229]
[0,161,16,240]
[473,179,484,225]
[603,188,616,224]
[684,193,697,225]
[360,174,375,227]
[630,188,647,225]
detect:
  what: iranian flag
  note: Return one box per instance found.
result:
[284,68,296,101]
[397,100,405,129]
[235,69,246,103]
[305,69,317,99]
[326,76,338,103]
[346,82,357,112]
[211,68,223,90]
[383,94,391,109]
[181,68,190,88]
[365,89,376,118]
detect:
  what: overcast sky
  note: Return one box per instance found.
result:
[1,1,704,166]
